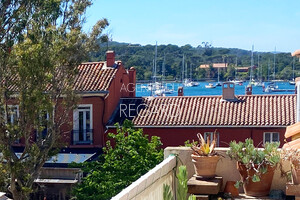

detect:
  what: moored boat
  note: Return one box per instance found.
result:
[205,83,216,89]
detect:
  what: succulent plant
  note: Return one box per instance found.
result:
[227,138,280,184]
[191,130,218,156]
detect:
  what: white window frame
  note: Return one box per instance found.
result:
[204,132,219,147]
[7,105,19,124]
[263,132,279,144]
[73,104,93,143]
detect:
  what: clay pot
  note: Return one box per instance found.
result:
[191,154,220,178]
[224,181,239,197]
[237,162,275,197]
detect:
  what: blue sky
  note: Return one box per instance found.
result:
[84,0,300,53]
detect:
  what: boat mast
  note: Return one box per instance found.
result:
[235,56,237,81]
[150,59,154,96]
[257,53,260,82]
[217,67,219,82]
[154,41,157,83]
[162,54,166,82]
[293,57,295,81]
[190,63,192,80]
[185,63,188,81]
[267,58,270,82]
[182,54,184,84]
[250,45,254,83]
[273,46,276,81]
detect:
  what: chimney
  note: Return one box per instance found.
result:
[246,85,252,95]
[178,86,184,96]
[222,82,237,101]
[296,77,300,122]
[128,67,136,97]
[106,51,115,67]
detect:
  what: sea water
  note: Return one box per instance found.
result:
[135,82,296,97]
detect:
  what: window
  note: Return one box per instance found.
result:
[7,105,19,124]
[204,132,219,147]
[36,111,50,140]
[73,105,93,144]
[264,132,279,144]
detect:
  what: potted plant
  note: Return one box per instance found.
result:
[191,130,220,178]
[281,148,300,184]
[227,138,280,197]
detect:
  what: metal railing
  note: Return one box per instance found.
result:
[72,129,93,145]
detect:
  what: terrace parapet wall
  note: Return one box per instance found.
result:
[112,147,291,200]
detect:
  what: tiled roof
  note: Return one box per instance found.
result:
[199,64,210,69]
[123,95,296,127]
[212,63,228,68]
[199,63,228,69]
[4,62,118,93]
[74,62,117,92]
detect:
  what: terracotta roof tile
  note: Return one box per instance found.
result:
[73,62,117,92]
[131,95,296,127]
[5,61,118,93]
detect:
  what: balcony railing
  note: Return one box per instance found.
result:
[72,129,93,145]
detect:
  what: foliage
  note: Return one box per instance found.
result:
[184,140,198,147]
[92,41,297,81]
[72,119,163,200]
[163,165,196,200]
[0,1,108,199]
[176,165,188,200]
[191,130,218,156]
[227,138,280,185]
[163,184,174,200]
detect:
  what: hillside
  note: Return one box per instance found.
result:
[90,41,299,81]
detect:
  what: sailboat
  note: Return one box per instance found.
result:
[190,63,199,86]
[148,42,169,96]
[182,58,198,87]
[205,83,216,89]
[254,53,263,87]
[289,57,295,85]
[154,55,174,96]
[148,42,158,95]
[249,45,255,86]
[262,47,294,92]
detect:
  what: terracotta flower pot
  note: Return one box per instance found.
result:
[191,154,220,178]
[237,162,275,197]
[224,181,239,197]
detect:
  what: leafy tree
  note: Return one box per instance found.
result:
[72,120,164,200]
[224,65,236,80]
[95,41,296,81]
[279,66,293,80]
[202,42,213,56]
[0,1,108,199]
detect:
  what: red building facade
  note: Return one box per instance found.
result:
[11,51,135,150]
[67,51,136,148]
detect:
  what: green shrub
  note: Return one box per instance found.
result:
[72,120,163,200]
